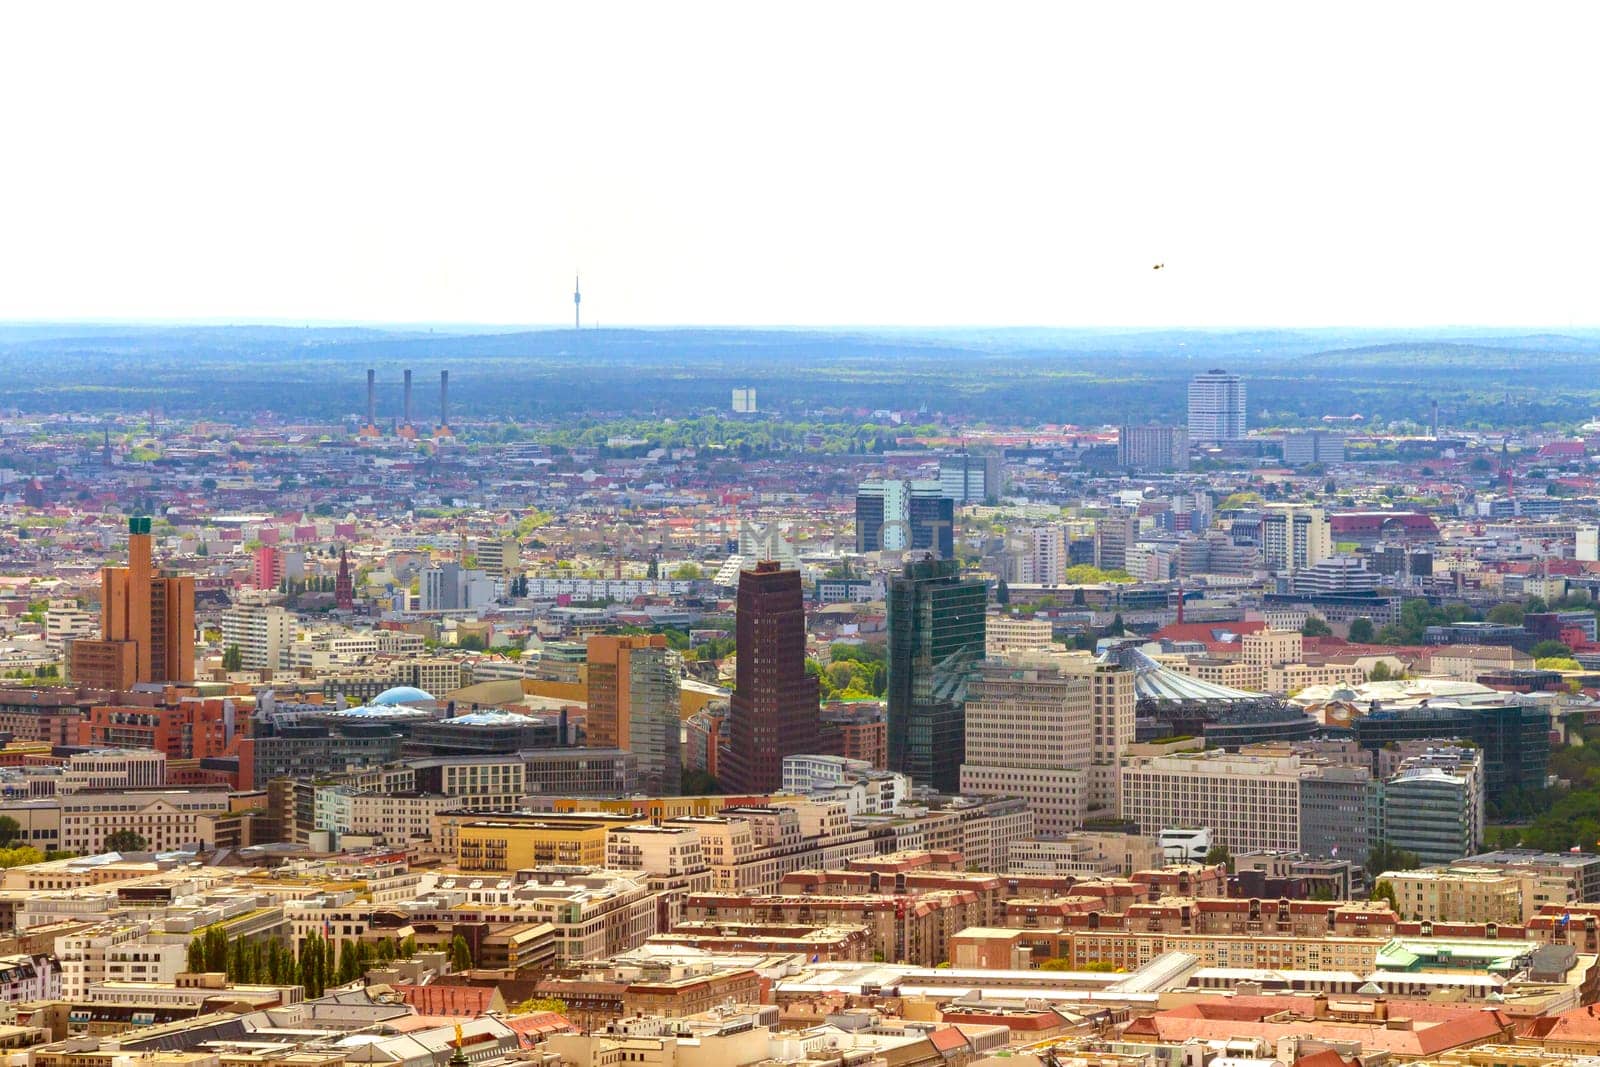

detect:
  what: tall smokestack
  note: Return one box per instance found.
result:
[366,368,376,428]
[439,370,449,432]
[1430,399,1439,439]
[403,369,414,427]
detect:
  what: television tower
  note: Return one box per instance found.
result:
[574,273,581,330]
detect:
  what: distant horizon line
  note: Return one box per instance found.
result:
[3,318,1600,336]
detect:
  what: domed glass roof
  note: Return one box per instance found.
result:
[327,703,430,718]
[371,685,436,705]
[449,710,531,726]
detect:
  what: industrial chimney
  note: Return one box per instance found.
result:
[360,368,379,437]
[435,370,453,437]
[399,369,416,439]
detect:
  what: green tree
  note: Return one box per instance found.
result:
[104,829,149,852]
[1531,640,1574,660]
[299,931,329,997]
[1365,841,1420,879]
[1347,617,1376,643]
[513,996,569,1014]
[222,644,243,671]
[1300,616,1332,637]
[1204,844,1234,872]
[0,846,45,868]
[449,934,474,973]
[187,936,207,973]
[0,816,20,846]
[399,935,418,959]
[337,939,362,984]
[1369,660,1395,682]
[1486,602,1525,626]
[1371,879,1398,911]
[681,770,722,795]
[995,579,1010,606]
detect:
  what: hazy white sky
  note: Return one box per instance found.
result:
[1,1,1597,328]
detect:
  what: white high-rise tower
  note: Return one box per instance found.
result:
[1188,368,1246,442]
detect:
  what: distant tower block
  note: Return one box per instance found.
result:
[434,370,454,438]
[574,273,582,330]
[732,387,757,414]
[359,368,381,437]
[398,369,417,439]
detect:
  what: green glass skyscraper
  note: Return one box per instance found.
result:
[887,558,987,793]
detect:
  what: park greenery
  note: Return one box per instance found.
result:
[808,642,888,701]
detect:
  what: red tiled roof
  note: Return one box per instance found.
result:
[1150,621,1268,645]
[1542,1004,1600,1042]
[504,1012,575,1046]
[927,1027,970,1053]
[394,983,495,1017]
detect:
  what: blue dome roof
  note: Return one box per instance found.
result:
[372,686,436,706]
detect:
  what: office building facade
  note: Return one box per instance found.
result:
[886,559,986,793]
[721,562,821,794]
[856,479,955,559]
[960,658,1092,833]
[586,634,681,795]
[938,452,1003,504]
[69,516,195,689]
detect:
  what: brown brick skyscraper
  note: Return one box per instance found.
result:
[70,516,195,689]
[722,561,819,794]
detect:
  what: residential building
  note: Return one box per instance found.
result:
[887,559,986,793]
[1118,425,1190,472]
[477,536,521,580]
[1006,831,1163,876]
[1377,868,1529,924]
[420,563,496,612]
[721,562,820,795]
[1094,509,1138,572]
[782,754,908,815]
[666,802,875,894]
[76,699,236,761]
[1188,368,1246,443]
[219,604,295,672]
[1008,524,1069,585]
[1460,849,1600,904]
[1262,505,1332,574]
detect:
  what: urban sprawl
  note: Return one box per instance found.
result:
[4,369,1600,1067]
